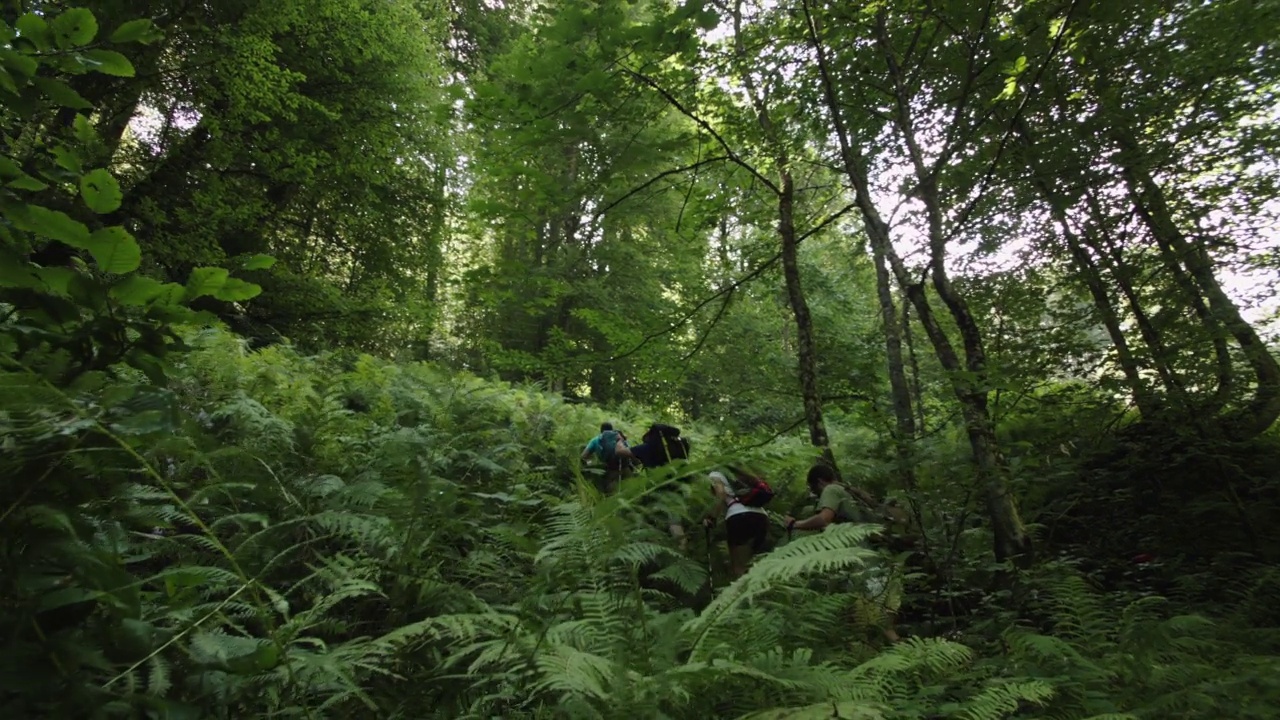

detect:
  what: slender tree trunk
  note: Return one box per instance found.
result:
[1078,190,1197,407]
[903,297,927,434]
[873,241,918,490]
[1010,123,1158,416]
[799,1,1030,563]
[732,0,835,471]
[1107,126,1280,439]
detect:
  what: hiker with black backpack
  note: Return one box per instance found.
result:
[580,422,636,493]
[630,423,690,469]
[784,463,905,642]
[702,468,775,579]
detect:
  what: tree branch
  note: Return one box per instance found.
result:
[620,66,781,195]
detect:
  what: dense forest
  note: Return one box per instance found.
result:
[3,0,1280,717]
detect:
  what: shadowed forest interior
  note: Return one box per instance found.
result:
[3,0,1280,717]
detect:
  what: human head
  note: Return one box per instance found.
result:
[806,463,839,495]
[600,422,613,432]
[708,470,728,488]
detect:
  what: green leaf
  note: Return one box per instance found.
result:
[72,114,96,144]
[0,247,40,288]
[51,8,98,49]
[185,267,229,300]
[15,13,52,52]
[238,253,277,270]
[0,48,38,79]
[212,278,262,302]
[0,66,17,96]
[85,226,141,273]
[80,169,122,213]
[0,156,22,178]
[36,266,77,294]
[38,587,102,612]
[110,274,166,305]
[34,77,92,109]
[6,174,47,191]
[155,282,186,305]
[52,146,83,174]
[81,49,134,77]
[109,19,159,44]
[26,206,91,247]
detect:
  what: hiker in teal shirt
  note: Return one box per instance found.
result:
[580,422,635,493]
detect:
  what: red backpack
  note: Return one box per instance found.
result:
[732,473,775,507]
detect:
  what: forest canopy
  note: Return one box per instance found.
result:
[2,0,1280,717]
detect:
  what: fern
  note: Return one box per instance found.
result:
[686,523,881,657]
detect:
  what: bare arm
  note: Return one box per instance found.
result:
[787,507,836,531]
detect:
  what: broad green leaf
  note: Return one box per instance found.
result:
[239,253,277,270]
[72,114,96,144]
[81,49,134,77]
[37,587,102,612]
[110,274,165,305]
[51,8,98,49]
[14,13,51,51]
[80,169,123,213]
[85,226,141,273]
[26,206,91,247]
[34,77,91,109]
[0,66,17,96]
[36,266,77,294]
[109,19,159,44]
[155,282,186,305]
[0,247,39,288]
[212,277,262,302]
[125,348,168,385]
[185,267,229,299]
[0,48,38,78]
[52,146,83,174]
[0,156,21,178]
[6,174,47,191]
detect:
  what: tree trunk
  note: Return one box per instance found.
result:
[733,0,835,470]
[1079,190,1196,408]
[873,10,1031,565]
[1108,125,1280,439]
[873,240,918,490]
[799,1,1031,563]
[1010,122,1158,416]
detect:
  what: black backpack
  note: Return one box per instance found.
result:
[644,423,689,463]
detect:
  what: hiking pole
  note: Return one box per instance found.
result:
[704,523,714,593]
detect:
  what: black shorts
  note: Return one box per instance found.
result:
[726,511,768,551]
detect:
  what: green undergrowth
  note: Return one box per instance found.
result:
[2,328,1278,719]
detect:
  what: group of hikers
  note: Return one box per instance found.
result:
[581,421,910,642]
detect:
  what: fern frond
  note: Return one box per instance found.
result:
[646,556,708,596]
[959,680,1054,720]
[610,541,681,568]
[736,700,887,720]
[685,524,880,656]
[530,643,618,701]
[146,654,172,697]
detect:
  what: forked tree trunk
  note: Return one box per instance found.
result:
[1108,124,1280,439]
[1009,123,1159,417]
[800,0,1031,564]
